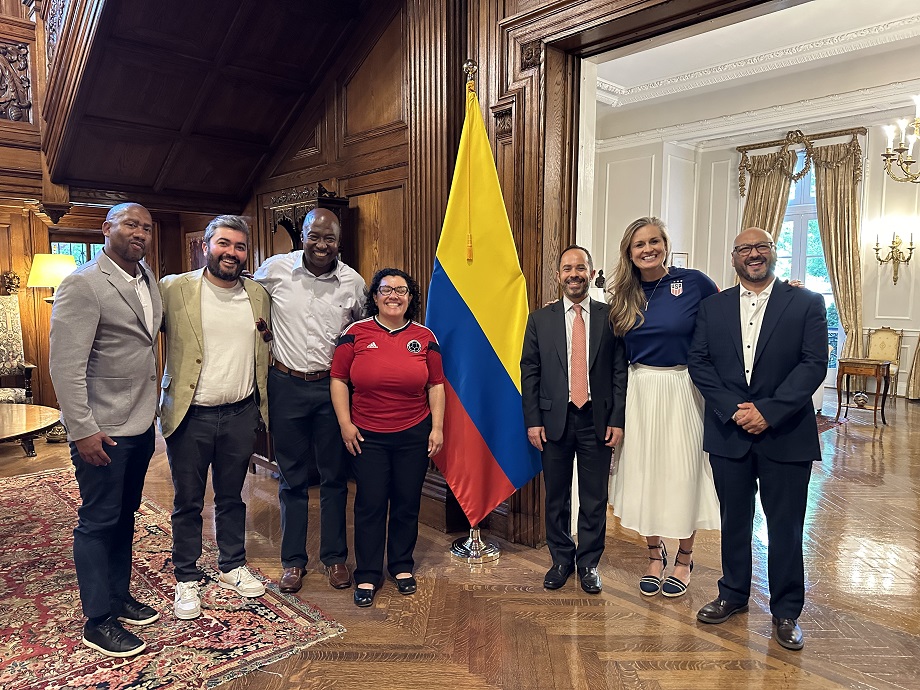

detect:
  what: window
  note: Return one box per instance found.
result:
[51,238,104,267]
[776,152,840,379]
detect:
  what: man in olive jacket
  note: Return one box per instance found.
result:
[159,215,271,620]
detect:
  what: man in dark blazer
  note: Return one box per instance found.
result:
[521,245,627,594]
[50,203,163,658]
[688,227,828,651]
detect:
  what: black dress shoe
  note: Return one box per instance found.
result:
[543,563,575,590]
[578,567,602,594]
[395,576,417,595]
[354,586,377,607]
[772,616,804,650]
[696,597,749,624]
[82,617,146,658]
[113,597,160,626]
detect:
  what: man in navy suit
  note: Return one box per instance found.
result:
[688,227,828,651]
[521,245,627,594]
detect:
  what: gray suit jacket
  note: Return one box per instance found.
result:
[50,251,163,441]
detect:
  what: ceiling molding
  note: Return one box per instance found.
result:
[595,79,920,152]
[596,14,920,108]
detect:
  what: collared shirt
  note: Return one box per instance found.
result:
[562,295,591,402]
[105,250,154,337]
[739,277,776,384]
[253,251,366,372]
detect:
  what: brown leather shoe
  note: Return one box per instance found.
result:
[279,566,305,593]
[326,563,352,589]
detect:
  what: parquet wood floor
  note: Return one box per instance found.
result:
[2,392,918,689]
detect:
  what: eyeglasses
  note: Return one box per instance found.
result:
[732,242,775,257]
[377,285,409,296]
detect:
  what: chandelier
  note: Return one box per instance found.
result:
[881,95,920,183]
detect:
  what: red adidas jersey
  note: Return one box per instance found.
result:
[331,317,445,433]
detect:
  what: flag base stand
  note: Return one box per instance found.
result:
[450,527,501,564]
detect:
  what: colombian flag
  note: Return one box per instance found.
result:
[426,81,542,527]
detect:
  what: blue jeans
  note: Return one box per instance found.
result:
[71,425,155,618]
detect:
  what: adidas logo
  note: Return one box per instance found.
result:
[367,342,379,349]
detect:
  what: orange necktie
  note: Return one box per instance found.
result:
[570,303,588,408]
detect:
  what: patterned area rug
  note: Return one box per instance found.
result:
[0,469,344,690]
[816,414,842,434]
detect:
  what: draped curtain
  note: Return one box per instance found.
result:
[740,150,796,240]
[812,141,863,360]
[907,345,920,400]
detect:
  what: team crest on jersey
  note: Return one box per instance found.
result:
[671,281,683,297]
[407,339,422,353]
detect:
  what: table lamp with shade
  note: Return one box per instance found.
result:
[27,254,78,302]
[25,253,77,444]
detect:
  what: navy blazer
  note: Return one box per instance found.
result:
[521,298,627,442]
[688,280,828,463]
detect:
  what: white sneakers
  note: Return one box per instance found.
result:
[174,581,201,620]
[174,567,265,620]
[218,565,266,598]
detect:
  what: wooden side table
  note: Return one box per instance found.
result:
[835,358,891,428]
[0,404,62,456]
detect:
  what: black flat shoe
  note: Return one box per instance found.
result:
[577,567,602,594]
[395,576,417,595]
[697,597,749,624]
[772,616,804,650]
[354,586,376,608]
[543,563,575,590]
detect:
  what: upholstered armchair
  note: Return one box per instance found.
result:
[0,271,37,453]
[866,326,903,397]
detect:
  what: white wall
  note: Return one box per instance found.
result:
[587,67,920,395]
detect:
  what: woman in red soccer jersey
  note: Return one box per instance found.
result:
[330,268,445,607]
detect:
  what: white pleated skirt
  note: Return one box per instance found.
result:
[609,364,721,539]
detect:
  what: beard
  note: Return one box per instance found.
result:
[206,250,243,282]
[562,277,589,300]
[733,253,777,284]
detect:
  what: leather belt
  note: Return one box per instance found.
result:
[272,361,330,381]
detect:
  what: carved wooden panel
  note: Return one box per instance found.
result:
[349,186,406,280]
[0,40,31,122]
[340,10,407,157]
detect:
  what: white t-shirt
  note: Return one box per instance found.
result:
[191,277,255,406]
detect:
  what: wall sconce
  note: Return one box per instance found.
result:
[26,253,77,302]
[874,233,914,285]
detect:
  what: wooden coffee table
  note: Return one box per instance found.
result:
[0,404,62,456]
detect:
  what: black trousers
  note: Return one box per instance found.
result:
[352,416,431,586]
[709,449,812,619]
[165,397,259,581]
[541,403,611,569]
[71,425,155,619]
[268,367,349,568]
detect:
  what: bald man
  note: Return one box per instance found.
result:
[253,209,365,593]
[688,227,828,651]
[50,203,163,658]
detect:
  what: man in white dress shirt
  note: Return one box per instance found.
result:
[253,208,365,593]
[689,227,828,651]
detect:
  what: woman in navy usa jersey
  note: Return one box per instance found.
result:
[607,217,720,599]
[330,268,445,607]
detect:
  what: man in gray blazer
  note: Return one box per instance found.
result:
[50,203,163,659]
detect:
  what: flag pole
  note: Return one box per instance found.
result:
[447,58,502,564]
[451,525,501,563]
